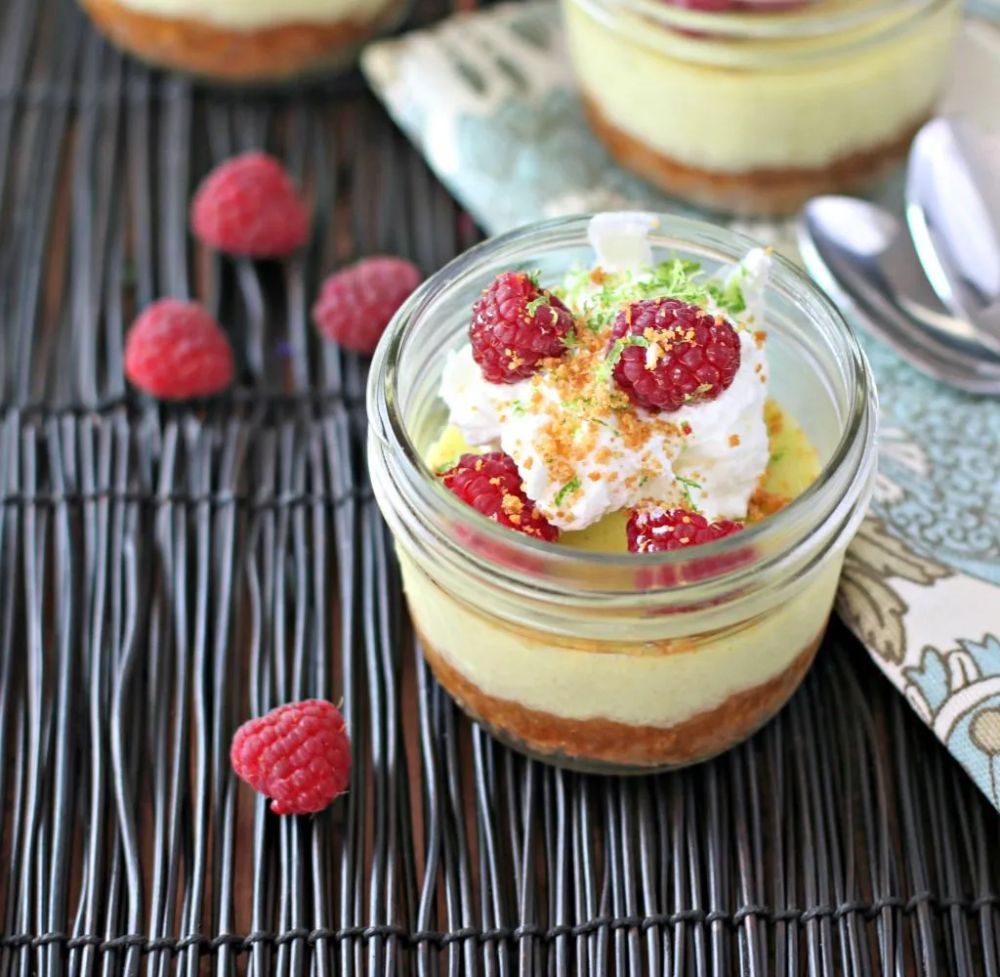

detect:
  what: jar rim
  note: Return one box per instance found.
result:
[368,213,877,601]
[568,0,951,49]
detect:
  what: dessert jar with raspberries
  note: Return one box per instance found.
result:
[368,213,876,772]
[562,0,959,216]
[78,0,408,82]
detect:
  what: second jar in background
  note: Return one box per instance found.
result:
[562,0,960,216]
[79,0,409,83]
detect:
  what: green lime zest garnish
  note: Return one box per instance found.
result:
[554,477,581,507]
[597,335,649,384]
[706,278,746,316]
[526,294,550,318]
[675,474,701,509]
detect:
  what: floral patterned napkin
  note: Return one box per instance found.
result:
[361,5,1000,808]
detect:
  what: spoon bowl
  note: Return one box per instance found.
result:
[906,117,1000,352]
[798,195,1000,395]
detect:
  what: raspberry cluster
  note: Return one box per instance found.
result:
[125,151,422,401]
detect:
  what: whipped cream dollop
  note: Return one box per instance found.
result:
[440,214,771,531]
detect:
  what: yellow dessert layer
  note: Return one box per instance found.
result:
[400,545,839,727]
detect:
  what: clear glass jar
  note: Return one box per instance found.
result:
[367,214,877,773]
[78,0,407,82]
[562,0,960,216]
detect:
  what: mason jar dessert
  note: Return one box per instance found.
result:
[368,213,876,772]
[79,0,407,81]
[562,0,960,216]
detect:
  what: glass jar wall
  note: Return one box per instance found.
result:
[367,214,878,772]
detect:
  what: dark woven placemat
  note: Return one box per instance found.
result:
[1,1,998,974]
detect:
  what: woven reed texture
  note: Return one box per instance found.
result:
[1,1,999,974]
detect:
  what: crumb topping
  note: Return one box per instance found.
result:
[501,259,753,505]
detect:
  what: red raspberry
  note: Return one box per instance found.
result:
[628,507,743,554]
[669,0,736,9]
[661,0,807,40]
[230,700,351,816]
[440,452,558,542]
[124,299,234,400]
[610,298,740,412]
[191,152,310,258]
[664,0,806,10]
[312,257,422,355]
[469,272,575,383]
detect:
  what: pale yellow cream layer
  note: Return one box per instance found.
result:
[402,551,841,727]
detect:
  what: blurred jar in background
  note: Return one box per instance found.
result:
[80,0,408,82]
[562,0,960,216]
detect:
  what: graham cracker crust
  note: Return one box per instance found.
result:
[420,628,823,770]
[80,0,402,82]
[582,94,925,217]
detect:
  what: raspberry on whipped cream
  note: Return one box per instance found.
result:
[469,271,575,383]
[441,451,559,542]
[609,297,742,412]
[440,215,772,532]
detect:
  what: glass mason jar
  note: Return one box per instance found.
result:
[368,214,877,773]
[562,0,960,216]
[78,0,408,82]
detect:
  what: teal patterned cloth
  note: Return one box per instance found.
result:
[967,0,1000,19]
[362,5,1000,807]
[841,338,1000,805]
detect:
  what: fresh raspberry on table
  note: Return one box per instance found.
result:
[191,152,310,258]
[469,271,575,383]
[440,451,559,542]
[610,298,741,412]
[627,507,743,554]
[230,699,351,816]
[124,299,234,400]
[312,256,423,355]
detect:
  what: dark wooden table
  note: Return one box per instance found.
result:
[0,0,998,974]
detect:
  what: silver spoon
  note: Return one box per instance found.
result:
[798,196,1000,395]
[906,117,1000,353]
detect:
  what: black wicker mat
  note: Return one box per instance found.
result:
[1,0,999,974]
